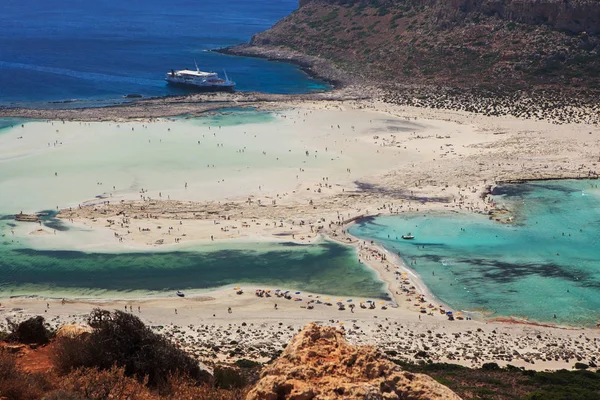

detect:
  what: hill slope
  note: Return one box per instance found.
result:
[241,0,600,90]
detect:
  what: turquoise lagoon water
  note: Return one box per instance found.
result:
[0,236,388,300]
[188,108,276,127]
[350,180,600,326]
[0,118,26,133]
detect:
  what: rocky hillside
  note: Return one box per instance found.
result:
[247,323,460,400]
[241,0,600,90]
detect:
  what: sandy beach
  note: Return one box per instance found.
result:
[2,98,600,371]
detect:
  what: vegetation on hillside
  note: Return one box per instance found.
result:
[250,0,600,90]
[1,314,599,399]
[52,309,210,390]
[400,361,600,400]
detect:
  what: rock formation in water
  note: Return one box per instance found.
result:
[246,323,461,400]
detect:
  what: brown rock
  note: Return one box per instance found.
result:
[4,344,26,354]
[246,323,461,400]
[55,324,92,338]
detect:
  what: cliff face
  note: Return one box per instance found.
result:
[447,0,600,34]
[250,0,600,89]
[299,0,600,34]
[246,323,461,400]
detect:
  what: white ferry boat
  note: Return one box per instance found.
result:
[165,61,235,92]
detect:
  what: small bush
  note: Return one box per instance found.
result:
[42,390,85,400]
[414,350,428,358]
[0,350,49,400]
[53,365,151,400]
[6,316,51,345]
[164,374,248,400]
[234,359,261,369]
[214,366,247,390]
[481,362,501,371]
[52,308,211,390]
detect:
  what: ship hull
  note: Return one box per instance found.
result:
[165,80,235,92]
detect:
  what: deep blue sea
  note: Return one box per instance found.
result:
[0,0,327,107]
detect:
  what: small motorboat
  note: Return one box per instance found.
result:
[176,291,185,297]
[401,233,415,240]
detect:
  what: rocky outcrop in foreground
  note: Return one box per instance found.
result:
[247,323,460,400]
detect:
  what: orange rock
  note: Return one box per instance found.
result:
[247,323,461,400]
[55,324,92,338]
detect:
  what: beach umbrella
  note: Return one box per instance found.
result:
[380,301,385,305]
[337,299,343,302]
[275,289,281,292]
[366,300,373,303]
[234,287,240,290]
[346,299,352,302]
[295,291,301,295]
[325,298,330,300]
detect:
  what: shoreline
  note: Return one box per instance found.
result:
[5,205,597,330]
[214,44,350,90]
[2,98,600,371]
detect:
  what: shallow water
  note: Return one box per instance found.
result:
[0,0,328,107]
[0,238,387,299]
[0,118,26,133]
[0,112,327,213]
[0,109,393,300]
[350,180,600,326]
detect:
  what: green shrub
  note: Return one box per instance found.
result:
[52,309,211,390]
[321,10,339,22]
[481,362,501,371]
[214,366,247,390]
[6,316,51,345]
[234,359,261,369]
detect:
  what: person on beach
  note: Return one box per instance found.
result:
[228,307,232,314]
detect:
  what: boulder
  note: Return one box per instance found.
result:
[247,323,461,400]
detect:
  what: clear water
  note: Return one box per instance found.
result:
[188,108,276,127]
[0,0,329,107]
[0,118,26,132]
[0,239,388,299]
[350,180,600,327]
[0,111,387,300]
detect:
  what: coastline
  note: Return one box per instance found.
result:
[214,44,350,90]
[2,97,600,371]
